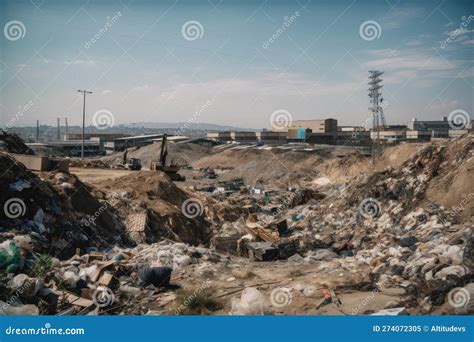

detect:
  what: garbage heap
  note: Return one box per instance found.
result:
[88,170,213,245]
[212,137,473,313]
[0,153,131,260]
[0,130,34,155]
[0,238,224,315]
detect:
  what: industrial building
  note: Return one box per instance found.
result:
[103,134,164,154]
[289,118,338,133]
[287,128,311,142]
[63,133,128,141]
[27,140,101,157]
[232,132,258,143]
[258,131,287,145]
[204,115,471,147]
[407,117,452,131]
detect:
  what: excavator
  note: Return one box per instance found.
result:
[150,134,186,181]
[120,149,142,170]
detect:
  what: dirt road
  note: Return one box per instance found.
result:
[69,167,135,186]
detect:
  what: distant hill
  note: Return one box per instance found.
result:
[127,122,259,131]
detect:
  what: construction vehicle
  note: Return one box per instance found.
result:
[118,150,142,170]
[125,157,142,170]
[150,134,186,181]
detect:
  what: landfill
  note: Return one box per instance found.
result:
[0,132,472,315]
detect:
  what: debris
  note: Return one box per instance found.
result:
[0,302,39,315]
[0,132,471,316]
[138,266,172,288]
[247,242,279,261]
[231,287,268,315]
[370,307,407,316]
[9,180,31,192]
[0,241,23,273]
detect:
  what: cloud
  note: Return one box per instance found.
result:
[98,73,368,127]
[405,39,423,47]
[101,89,112,95]
[64,59,96,67]
[446,28,474,37]
[366,49,454,74]
[381,7,425,30]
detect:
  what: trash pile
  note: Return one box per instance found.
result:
[0,153,130,260]
[0,130,34,155]
[0,240,224,315]
[92,171,212,245]
[209,136,473,314]
[1,133,472,315]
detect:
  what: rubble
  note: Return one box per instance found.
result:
[0,130,34,155]
[0,134,472,315]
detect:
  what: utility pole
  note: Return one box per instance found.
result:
[77,90,93,160]
[57,117,60,140]
[64,117,69,137]
[36,120,39,141]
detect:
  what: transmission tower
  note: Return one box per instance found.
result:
[368,70,386,162]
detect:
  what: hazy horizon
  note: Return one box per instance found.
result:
[1,0,473,129]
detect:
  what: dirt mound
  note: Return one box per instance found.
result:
[98,171,189,206]
[340,136,473,218]
[193,147,375,187]
[0,131,34,155]
[194,148,323,188]
[375,142,425,170]
[425,137,474,220]
[102,142,213,169]
[92,171,212,245]
[0,153,128,259]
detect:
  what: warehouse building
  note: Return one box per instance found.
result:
[290,118,338,133]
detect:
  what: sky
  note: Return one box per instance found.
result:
[0,0,473,129]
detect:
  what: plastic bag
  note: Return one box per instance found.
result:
[0,241,23,273]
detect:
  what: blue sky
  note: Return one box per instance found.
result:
[0,0,473,129]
